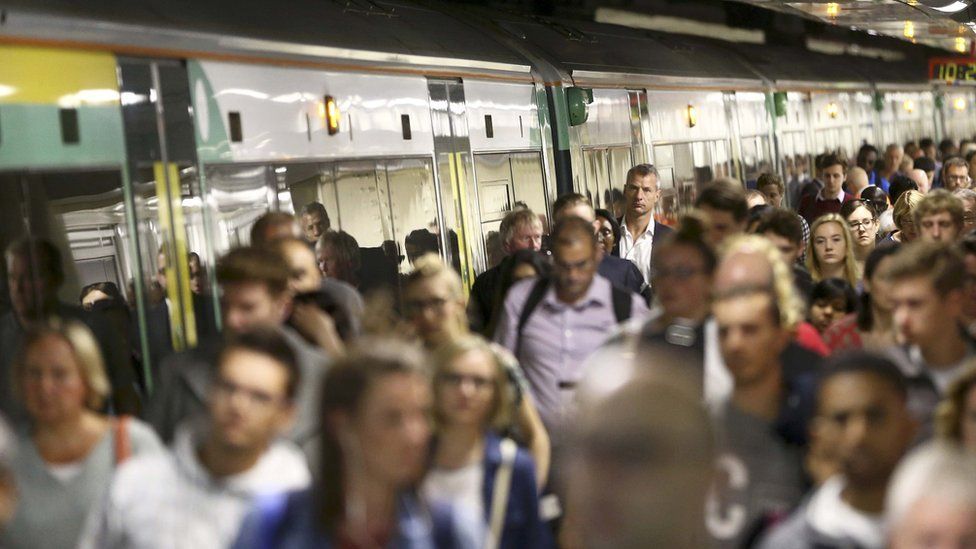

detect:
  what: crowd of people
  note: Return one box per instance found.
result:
[3,136,976,548]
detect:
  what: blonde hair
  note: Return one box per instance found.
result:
[936,362,976,443]
[806,214,859,287]
[430,335,514,433]
[720,234,805,330]
[14,318,111,412]
[402,254,468,344]
[893,190,925,231]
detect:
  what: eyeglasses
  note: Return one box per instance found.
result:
[438,372,493,391]
[946,175,971,184]
[848,219,876,231]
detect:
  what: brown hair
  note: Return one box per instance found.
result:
[913,189,965,230]
[883,241,965,297]
[216,246,290,297]
[936,363,976,442]
[431,335,514,433]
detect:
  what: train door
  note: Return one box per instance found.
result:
[473,153,548,267]
[581,147,633,215]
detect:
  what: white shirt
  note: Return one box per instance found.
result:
[618,216,656,283]
[422,461,486,525]
[805,476,885,548]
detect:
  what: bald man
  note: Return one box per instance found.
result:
[847,167,870,198]
[910,169,931,194]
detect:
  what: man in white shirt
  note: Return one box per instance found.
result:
[80,328,311,548]
[615,164,672,284]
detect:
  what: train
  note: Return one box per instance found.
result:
[1,0,974,371]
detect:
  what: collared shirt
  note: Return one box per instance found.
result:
[494,275,648,434]
[618,217,656,283]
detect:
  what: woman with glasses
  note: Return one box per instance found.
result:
[424,336,553,549]
[883,190,924,244]
[806,214,860,288]
[594,209,620,256]
[840,200,879,278]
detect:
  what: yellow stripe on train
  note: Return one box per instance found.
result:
[0,45,120,105]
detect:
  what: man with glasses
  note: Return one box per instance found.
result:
[615,164,673,284]
[80,328,310,548]
[914,190,965,243]
[953,188,976,234]
[942,157,972,192]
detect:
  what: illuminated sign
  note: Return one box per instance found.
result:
[929,57,976,84]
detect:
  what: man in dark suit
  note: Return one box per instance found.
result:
[613,164,673,289]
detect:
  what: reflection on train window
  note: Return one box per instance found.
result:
[474,152,547,268]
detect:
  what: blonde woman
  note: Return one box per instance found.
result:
[2,319,161,549]
[806,214,860,288]
[883,190,924,244]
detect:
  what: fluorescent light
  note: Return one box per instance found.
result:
[933,1,969,13]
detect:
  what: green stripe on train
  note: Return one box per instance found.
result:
[0,104,126,170]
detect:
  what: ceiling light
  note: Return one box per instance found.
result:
[826,3,840,17]
[932,1,970,14]
[904,20,916,39]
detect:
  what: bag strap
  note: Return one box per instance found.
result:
[114,416,131,465]
[610,285,632,324]
[515,278,550,356]
[486,438,518,549]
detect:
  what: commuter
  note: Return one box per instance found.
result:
[759,351,917,549]
[942,157,973,192]
[695,178,749,248]
[0,237,139,422]
[941,138,960,161]
[856,144,880,187]
[299,202,330,245]
[968,149,976,180]
[914,156,937,186]
[936,368,976,454]
[1,320,162,549]
[552,193,646,298]
[960,234,976,335]
[755,208,813,297]
[921,137,938,161]
[404,229,440,266]
[914,189,965,243]
[746,204,774,233]
[888,241,975,435]
[878,144,905,191]
[890,173,919,206]
[840,199,879,278]
[899,156,915,175]
[468,209,543,334]
[757,172,785,207]
[79,329,310,548]
[806,214,859,287]
[708,285,808,549]
[746,189,767,209]
[485,249,550,339]
[823,244,901,353]
[316,230,361,288]
[615,164,673,283]
[494,216,648,434]
[953,188,976,233]
[80,281,124,310]
[187,252,208,295]
[147,246,327,456]
[0,416,13,532]
[908,168,931,194]
[798,154,854,225]
[885,190,924,244]
[886,443,976,549]
[593,208,619,255]
[424,336,553,549]
[250,211,301,244]
[861,186,894,235]
[232,341,479,548]
[846,166,871,198]
[808,278,857,334]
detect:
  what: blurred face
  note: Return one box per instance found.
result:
[350,373,432,488]
[596,218,615,254]
[899,214,919,242]
[156,253,168,292]
[919,211,962,243]
[652,244,711,322]
[436,349,496,429]
[847,206,879,249]
[21,334,88,425]
[946,165,973,192]
[886,146,905,171]
[624,174,660,219]
[210,349,293,452]
[282,242,322,293]
[552,237,599,304]
[969,155,976,180]
[759,183,783,208]
[699,206,743,248]
[403,276,462,346]
[6,253,58,323]
[221,282,289,334]
[714,293,788,388]
[962,199,976,233]
[910,169,931,194]
[302,212,327,244]
[763,232,802,265]
[822,164,845,197]
[813,222,847,269]
[815,373,914,488]
[891,497,976,549]
[504,223,543,254]
[891,275,961,350]
[316,242,342,279]
[866,256,896,314]
[962,385,976,455]
[964,254,976,321]
[188,260,204,295]
[810,296,849,333]
[859,151,878,172]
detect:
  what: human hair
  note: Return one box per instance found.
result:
[857,243,901,331]
[755,208,804,246]
[940,139,958,155]
[404,229,439,256]
[403,254,465,303]
[840,198,877,221]
[552,193,593,220]
[889,174,919,205]
[806,214,859,287]
[431,335,514,433]
[551,216,598,249]
[695,179,749,222]
[820,153,846,173]
[860,186,890,214]
[893,190,925,231]
[625,163,660,185]
[884,241,965,297]
[79,281,124,306]
[218,327,300,401]
[216,246,290,297]
[4,237,64,288]
[943,156,969,176]
[936,365,976,442]
[886,442,976,533]
[746,204,773,231]
[719,234,806,330]
[953,188,976,208]
[316,339,428,532]
[818,350,909,409]
[914,156,936,173]
[920,137,935,150]
[251,212,299,245]
[318,231,362,286]
[594,208,621,245]
[487,249,550,338]
[756,172,784,194]
[857,144,879,165]
[498,208,542,247]
[300,202,330,223]
[654,211,718,277]
[13,319,111,412]
[913,189,964,230]
[810,278,857,313]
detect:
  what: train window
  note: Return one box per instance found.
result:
[228,112,243,143]
[59,108,80,144]
[484,115,494,139]
[474,153,547,268]
[401,114,412,141]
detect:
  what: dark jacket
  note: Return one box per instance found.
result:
[597,255,646,298]
[610,220,674,260]
[468,264,504,334]
[482,433,554,549]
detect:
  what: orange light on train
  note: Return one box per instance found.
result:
[826,102,839,119]
[319,95,340,135]
[826,3,839,18]
[686,104,698,128]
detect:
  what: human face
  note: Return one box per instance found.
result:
[900,215,919,242]
[810,297,849,334]
[814,373,914,489]
[156,253,168,292]
[349,373,432,488]
[403,276,462,346]
[886,146,905,171]
[210,348,293,452]
[699,206,744,248]
[964,254,976,322]
[859,151,878,173]
[962,385,976,455]
[891,275,962,350]
[962,199,976,233]
[188,261,204,295]
[813,222,847,270]
[282,242,322,294]
[946,165,973,192]
[919,211,962,243]
[552,238,599,304]
[653,244,711,322]
[302,212,327,244]
[221,282,289,334]
[866,256,896,314]
[763,232,802,265]
[504,224,543,254]
[596,218,615,254]
[822,164,845,197]
[969,155,976,181]
[436,349,496,429]
[891,497,976,549]
[759,183,783,208]
[316,242,342,280]
[624,174,660,219]
[846,206,879,250]
[21,334,89,425]
[714,293,788,388]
